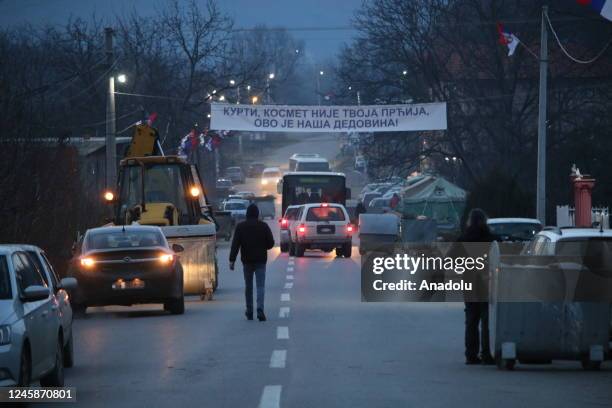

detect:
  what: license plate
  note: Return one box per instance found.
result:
[317,226,335,234]
[112,279,145,290]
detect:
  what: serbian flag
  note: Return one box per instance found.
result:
[577,0,612,21]
[496,23,520,56]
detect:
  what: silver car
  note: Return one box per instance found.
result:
[0,245,76,386]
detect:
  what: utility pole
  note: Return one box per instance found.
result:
[536,6,548,224]
[105,27,117,189]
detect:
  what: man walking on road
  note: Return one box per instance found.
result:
[230,203,275,321]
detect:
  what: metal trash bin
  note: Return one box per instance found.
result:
[163,223,217,300]
[489,242,611,370]
[358,213,400,254]
[253,195,276,219]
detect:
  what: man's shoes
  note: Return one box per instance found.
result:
[465,357,482,365]
[481,355,495,365]
[257,308,267,322]
[245,310,253,320]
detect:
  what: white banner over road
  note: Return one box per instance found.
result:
[210,102,447,133]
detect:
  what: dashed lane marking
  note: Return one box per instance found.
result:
[286,266,294,272]
[270,350,287,368]
[279,307,290,318]
[284,282,293,289]
[281,293,290,301]
[277,326,290,340]
[286,275,294,280]
[258,385,282,408]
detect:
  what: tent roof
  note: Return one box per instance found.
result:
[401,177,466,203]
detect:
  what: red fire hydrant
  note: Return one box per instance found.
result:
[572,173,596,227]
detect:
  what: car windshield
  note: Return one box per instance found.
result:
[306,207,345,221]
[264,171,281,177]
[225,202,247,210]
[87,230,165,250]
[0,256,11,299]
[217,180,232,187]
[489,223,542,241]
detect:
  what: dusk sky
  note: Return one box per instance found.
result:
[0,0,362,60]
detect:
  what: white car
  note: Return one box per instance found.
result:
[288,203,354,258]
[279,205,303,253]
[223,199,250,222]
[261,167,282,190]
[523,227,612,256]
[0,245,77,387]
[487,218,542,243]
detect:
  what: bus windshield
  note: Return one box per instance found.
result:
[281,174,346,214]
[295,161,330,172]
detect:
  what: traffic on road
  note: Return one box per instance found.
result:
[1,1,612,408]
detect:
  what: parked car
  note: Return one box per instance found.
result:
[215,178,235,201]
[279,205,303,253]
[362,191,382,208]
[68,226,185,315]
[248,162,266,178]
[288,203,354,258]
[222,199,250,223]
[20,245,77,369]
[0,245,77,386]
[225,166,245,184]
[368,197,392,214]
[488,218,542,243]
[235,191,256,200]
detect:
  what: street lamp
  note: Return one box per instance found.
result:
[219,95,225,101]
[402,70,408,76]
[268,73,275,80]
[105,73,127,189]
[229,79,236,86]
[252,95,259,104]
[266,73,275,103]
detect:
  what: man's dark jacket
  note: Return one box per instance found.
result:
[229,205,275,264]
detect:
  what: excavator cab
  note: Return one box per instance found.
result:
[113,156,213,227]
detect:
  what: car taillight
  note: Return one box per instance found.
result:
[347,225,354,234]
[80,257,95,268]
[321,203,329,207]
[280,218,288,229]
[298,224,306,234]
[159,253,174,264]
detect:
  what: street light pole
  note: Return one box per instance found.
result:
[536,5,548,224]
[104,27,116,190]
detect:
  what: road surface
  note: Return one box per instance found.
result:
[47,133,611,408]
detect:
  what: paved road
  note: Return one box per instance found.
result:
[48,134,612,407]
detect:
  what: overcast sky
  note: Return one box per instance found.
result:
[0,0,361,60]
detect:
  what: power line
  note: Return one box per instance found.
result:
[545,11,612,64]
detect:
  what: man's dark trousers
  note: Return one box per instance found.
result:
[244,263,266,313]
[465,302,490,359]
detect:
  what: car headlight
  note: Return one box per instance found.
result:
[261,179,268,185]
[0,325,11,345]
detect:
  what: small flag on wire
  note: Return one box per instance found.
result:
[497,23,520,56]
[577,0,612,22]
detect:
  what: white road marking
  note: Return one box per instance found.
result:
[258,385,282,408]
[277,326,290,340]
[281,293,290,301]
[270,350,287,368]
[284,282,293,289]
[286,274,294,280]
[286,267,294,272]
[289,257,295,261]
[279,307,290,318]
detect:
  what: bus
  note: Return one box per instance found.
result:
[278,172,350,215]
[289,153,322,171]
[294,157,330,172]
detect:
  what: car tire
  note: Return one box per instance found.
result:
[63,331,74,368]
[40,338,64,387]
[280,243,288,253]
[165,296,185,315]
[18,345,31,387]
[335,247,343,258]
[296,243,305,257]
[289,242,296,256]
[343,243,352,258]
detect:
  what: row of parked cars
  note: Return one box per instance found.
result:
[0,224,189,387]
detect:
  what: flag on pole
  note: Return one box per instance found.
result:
[497,23,520,56]
[577,0,612,21]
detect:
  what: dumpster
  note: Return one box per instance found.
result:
[214,210,234,242]
[164,223,218,299]
[358,213,400,255]
[253,195,276,220]
[489,242,611,370]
